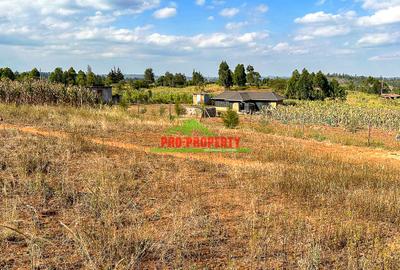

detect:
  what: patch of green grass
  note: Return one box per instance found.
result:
[167,119,214,136]
[310,132,327,142]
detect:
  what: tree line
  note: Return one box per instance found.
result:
[286,69,346,101]
[2,64,353,101]
[218,61,262,88]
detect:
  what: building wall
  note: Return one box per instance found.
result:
[102,89,113,103]
[193,94,211,105]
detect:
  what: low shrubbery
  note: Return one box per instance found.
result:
[122,89,192,105]
[222,109,239,128]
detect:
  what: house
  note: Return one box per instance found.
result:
[193,93,211,105]
[212,91,285,114]
[91,86,113,103]
[381,93,400,100]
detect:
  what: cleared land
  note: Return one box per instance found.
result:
[1,102,400,269]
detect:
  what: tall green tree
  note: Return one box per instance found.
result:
[29,68,40,80]
[192,70,205,86]
[0,67,15,80]
[330,79,347,100]
[115,67,124,82]
[286,69,300,98]
[49,67,64,83]
[246,65,255,85]
[144,68,155,85]
[312,71,330,100]
[86,66,96,86]
[233,64,246,87]
[65,67,77,85]
[296,68,313,100]
[76,70,87,86]
[174,73,187,87]
[107,67,124,85]
[218,61,233,89]
[253,72,261,88]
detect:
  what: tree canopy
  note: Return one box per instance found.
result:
[233,64,246,87]
[218,61,233,89]
[286,69,346,101]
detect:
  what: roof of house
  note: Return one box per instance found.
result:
[212,91,285,102]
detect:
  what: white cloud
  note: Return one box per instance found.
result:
[153,7,177,19]
[41,17,72,30]
[272,42,309,54]
[294,35,314,41]
[225,21,248,30]
[295,11,356,24]
[316,0,326,6]
[312,25,350,37]
[207,16,214,20]
[360,0,400,10]
[196,0,206,6]
[86,11,115,26]
[358,32,400,46]
[192,32,267,48]
[357,5,400,26]
[369,52,400,61]
[219,8,239,17]
[256,4,268,13]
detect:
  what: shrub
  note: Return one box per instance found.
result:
[174,102,186,116]
[159,105,166,116]
[222,109,239,128]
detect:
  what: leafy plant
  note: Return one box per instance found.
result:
[222,109,239,129]
[174,102,186,116]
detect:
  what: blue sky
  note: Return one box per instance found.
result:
[0,0,399,77]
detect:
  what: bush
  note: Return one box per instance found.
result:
[174,102,186,116]
[222,109,239,128]
[159,105,166,116]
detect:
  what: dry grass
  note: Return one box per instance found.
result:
[1,104,400,269]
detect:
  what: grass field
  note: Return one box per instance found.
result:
[1,102,400,269]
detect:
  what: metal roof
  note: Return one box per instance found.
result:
[212,91,285,102]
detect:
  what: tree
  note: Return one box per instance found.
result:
[174,73,187,87]
[0,67,15,80]
[49,67,64,83]
[253,72,261,88]
[144,68,155,85]
[218,61,233,89]
[192,70,205,86]
[330,79,347,100]
[313,71,330,100]
[233,64,246,87]
[115,67,124,82]
[362,76,382,94]
[65,67,77,85]
[164,72,174,87]
[76,70,87,86]
[107,67,124,85]
[246,65,255,85]
[29,68,40,80]
[86,66,96,86]
[286,70,300,99]
[222,109,239,129]
[156,75,165,86]
[296,68,313,100]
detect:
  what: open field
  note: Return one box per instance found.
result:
[1,103,400,269]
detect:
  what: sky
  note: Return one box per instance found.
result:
[0,0,399,77]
